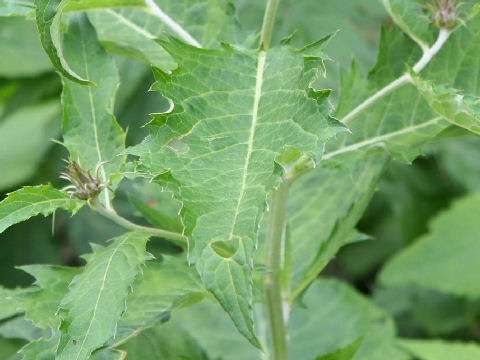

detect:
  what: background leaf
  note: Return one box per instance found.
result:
[56,231,150,360]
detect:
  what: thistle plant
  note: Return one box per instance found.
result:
[421,0,470,28]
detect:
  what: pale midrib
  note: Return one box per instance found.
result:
[80,40,110,209]
[105,9,156,39]
[71,234,130,360]
[322,117,442,160]
[228,51,267,240]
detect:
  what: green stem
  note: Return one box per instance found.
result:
[260,1,289,358]
[260,0,279,50]
[265,180,290,360]
[92,200,187,247]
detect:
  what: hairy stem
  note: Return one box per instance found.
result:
[92,200,187,247]
[342,28,450,125]
[265,180,290,360]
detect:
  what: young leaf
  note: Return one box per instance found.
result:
[0,185,84,235]
[61,14,125,198]
[379,191,480,298]
[128,37,344,346]
[398,339,480,360]
[34,0,94,85]
[56,231,150,360]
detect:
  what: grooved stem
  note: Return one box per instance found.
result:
[265,180,290,360]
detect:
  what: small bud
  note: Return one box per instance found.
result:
[60,158,109,200]
[420,0,469,29]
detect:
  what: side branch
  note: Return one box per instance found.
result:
[342,28,450,125]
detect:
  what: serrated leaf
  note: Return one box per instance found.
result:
[119,256,205,329]
[87,0,250,70]
[128,37,344,346]
[0,185,84,235]
[323,14,480,167]
[379,191,480,298]
[34,0,93,85]
[288,156,387,299]
[411,74,480,134]
[61,14,125,198]
[398,339,480,360]
[19,332,59,360]
[56,231,150,360]
[16,265,81,329]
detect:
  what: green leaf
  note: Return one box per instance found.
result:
[398,339,480,360]
[434,135,480,191]
[0,0,34,16]
[168,297,263,360]
[16,265,81,329]
[411,74,480,135]
[87,0,250,70]
[0,101,60,191]
[128,37,344,346]
[0,17,51,77]
[19,333,59,360]
[379,191,480,298]
[0,287,30,320]
[56,231,150,360]
[128,195,182,233]
[289,279,407,360]
[61,14,125,196]
[324,14,480,167]
[381,0,433,50]
[288,156,387,299]
[117,322,209,360]
[34,0,94,85]
[0,316,43,341]
[119,256,205,329]
[0,185,84,235]
[315,338,363,360]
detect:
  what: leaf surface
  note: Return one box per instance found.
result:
[56,231,150,360]
[128,37,344,345]
[398,339,480,360]
[87,0,249,70]
[324,14,480,167]
[379,191,480,298]
[0,185,84,235]
[119,256,205,329]
[61,14,125,198]
[0,101,60,191]
[288,156,387,298]
[34,0,93,84]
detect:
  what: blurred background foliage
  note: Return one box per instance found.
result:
[1,0,480,356]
